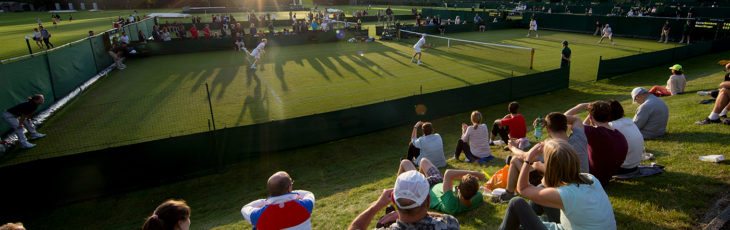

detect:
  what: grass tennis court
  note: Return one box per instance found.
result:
[0,29,680,166]
[19,51,730,230]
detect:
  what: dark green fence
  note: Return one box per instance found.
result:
[0,66,568,218]
[596,38,730,80]
[0,18,156,136]
[375,21,516,35]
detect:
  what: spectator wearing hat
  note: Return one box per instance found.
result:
[696,63,730,124]
[631,87,669,139]
[348,168,459,230]
[407,121,447,168]
[560,41,571,69]
[650,64,686,97]
[241,171,315,229]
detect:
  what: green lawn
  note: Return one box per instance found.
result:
[17,51,730,230]
[0,29,680,167]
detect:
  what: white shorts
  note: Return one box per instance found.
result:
[603,33,613,38]
[414,47,422,53]
[251,51,261,59]
[530,26,537,31]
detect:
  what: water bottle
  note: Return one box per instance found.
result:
[534,117,543,140]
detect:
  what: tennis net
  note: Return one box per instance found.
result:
[398,29,535,70]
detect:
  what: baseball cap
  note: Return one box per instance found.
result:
[393,170,430,209]
[631,87,648,104]
[562,40,568,45]
[669,64,683,71]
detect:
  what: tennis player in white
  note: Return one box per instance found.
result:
[598,24,615,46]
[411,34,429,66]
[527,17,538,38]
[248,38,267,70]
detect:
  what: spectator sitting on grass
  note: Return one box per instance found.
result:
[189,25,198,39]
[141,199,191,230]
[565,101,628,186]
[697,63,730,99]
[607,99,645,175]
[454,110,494,163]
[0,222,25,230]
[348,169,459,230]
[498,139,617,230]
[108,38,126,70]
[650,64,687,97]
[497,112,589,207]
[120,31,130,44]
[696,68,730,124]
[631,87,669,138]
[138,30,147,42]
[162,27,171,42]
[491,101,529,151]
[392,158,485,216]
[407,121,447,168]
[203,24,211,39]
[242,171,315,229]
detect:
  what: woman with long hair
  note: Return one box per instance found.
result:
[142,199,191,230]
[454,110,493,163]
[498,139,617,230]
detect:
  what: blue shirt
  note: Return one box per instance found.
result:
[411,134,446,168]
[543,174,617,230]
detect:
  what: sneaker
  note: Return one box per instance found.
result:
[697,91,712,96]
[695,117,721,125]
[526,34,530,37]
[679,40,684,43]
[250,65,256,70]
[721,115,728,119]
[464,157,471,163]
[664,40,668,44]
[21,142,36,149]
[478,155,495,164]
[417,61,423,66]
[658,40,662,42]
[612,42,616,46]
[496,191,515,203]
[535,35,538,38]
[29,133,46,140]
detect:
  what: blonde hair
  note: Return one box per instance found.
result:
[470,110,482,130]
[542,139,592,188]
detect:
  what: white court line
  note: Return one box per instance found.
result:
[255,73,283,104]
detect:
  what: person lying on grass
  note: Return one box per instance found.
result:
[566,101,628,186]
[498,139,617,230]
[348,163,459,230]
[454,110,494,164]
[496,112,589,207]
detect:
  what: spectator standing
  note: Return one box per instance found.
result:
[39,26,53,49]
[36,17,42,26]
[407,121,447,168]
[565,101,628,186]
[242,171,315,229]
[249,23,257,36]
[203,24,211,38]
[498,139,617,230]
[189,26,199,39]
[560,40,571,69]
[607,100,644,175]
[631,87,669,138]
[2,94,46,149]
[386,5,394,22]
[593,21,601,36]
[129,14,135,23]
[454,110,494,163]
[141,200,191,230]
[348,170,459,230]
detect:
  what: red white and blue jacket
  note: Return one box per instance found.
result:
[241,190,315,230]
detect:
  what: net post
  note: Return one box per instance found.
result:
[530,48,535,70]
[205,83,216,131]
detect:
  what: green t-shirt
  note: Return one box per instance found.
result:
[429,183,483,215]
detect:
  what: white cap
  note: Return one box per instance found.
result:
[393,170,430,209]
[631,87,648,104]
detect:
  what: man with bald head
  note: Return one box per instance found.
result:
[241,171,316,229]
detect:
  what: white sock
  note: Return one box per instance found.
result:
[709,112,720,120]
[720,109,729,117]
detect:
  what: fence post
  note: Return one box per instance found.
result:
[44,51,58,101]
[205,83,216,131]
[88,38,99,73]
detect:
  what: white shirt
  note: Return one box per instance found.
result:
[609,117,645,169]
[530,19,537,27]
[461,124,492,158]
[255,42,266,52]
[120,35,130,44]
[414,37,425,49]
[603,27,612,35]
[129,16,135,22]
[455,18,461,24]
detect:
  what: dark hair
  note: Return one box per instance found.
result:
[607,99,624,121]
[672,70,683,75]
[508,101,519,114]
[458,174,480,200]
[141,200,190,230]
[587,101,612,123]
[422,122,434,135]
[545,112,567,132]
[27,94,43,102]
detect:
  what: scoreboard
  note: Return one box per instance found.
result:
[693,19,730,40]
